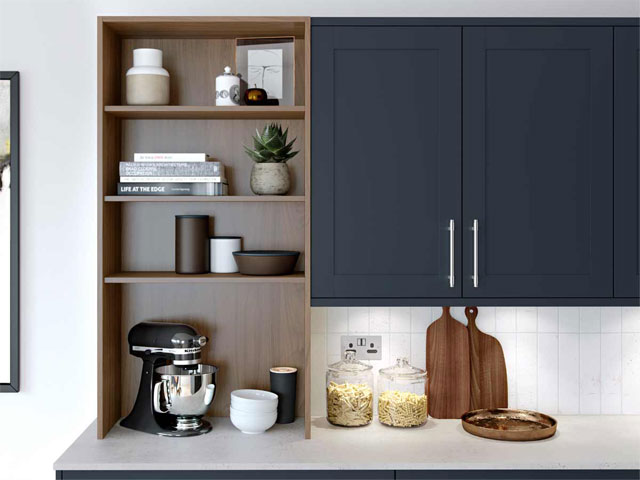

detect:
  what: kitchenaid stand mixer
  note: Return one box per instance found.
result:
[120,322,218,437]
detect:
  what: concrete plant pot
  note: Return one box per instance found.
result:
[250,163,291,195]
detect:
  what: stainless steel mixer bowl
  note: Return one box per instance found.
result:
[154,364,218,418]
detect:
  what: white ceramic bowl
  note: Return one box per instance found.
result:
[230,406,277,434]
[230,389,278,413]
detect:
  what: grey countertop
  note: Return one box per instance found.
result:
[54,416,640,471]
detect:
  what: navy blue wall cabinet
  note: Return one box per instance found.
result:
[463,26,612,298]
[312,26,462,299]
[311,19,640,306]
[614,27,639,298]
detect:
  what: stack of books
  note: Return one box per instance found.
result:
[117,153,228,196]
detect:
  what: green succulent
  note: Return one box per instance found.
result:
[244,123,299,163]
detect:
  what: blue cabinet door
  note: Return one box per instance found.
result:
[462,27,613,298]
[312,27,462,299]
[614,27,640,298]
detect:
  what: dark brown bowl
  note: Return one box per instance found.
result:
[232,250,300,275]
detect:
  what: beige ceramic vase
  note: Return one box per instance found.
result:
[250,163,290,195]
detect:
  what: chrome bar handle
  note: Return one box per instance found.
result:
[449,219,455,288]
[473,219,479,288]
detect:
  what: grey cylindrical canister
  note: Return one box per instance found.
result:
[175,215,210,274]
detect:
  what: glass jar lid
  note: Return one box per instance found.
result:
[379,357,427,380]
[327,350,373,374]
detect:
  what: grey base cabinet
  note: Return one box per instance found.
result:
[311,18,640,306]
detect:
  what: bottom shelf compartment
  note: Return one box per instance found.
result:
[119,283,305,419]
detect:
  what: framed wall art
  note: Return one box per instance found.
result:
[235,37,295,106]
[0,72,19,393]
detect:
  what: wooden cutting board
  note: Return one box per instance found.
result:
[466,306,508,410]
[426,307,471,418]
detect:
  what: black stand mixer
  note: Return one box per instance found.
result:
[121,322,219,437]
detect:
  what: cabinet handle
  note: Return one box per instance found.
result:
[449,219,455,288]
[473,219,479,288]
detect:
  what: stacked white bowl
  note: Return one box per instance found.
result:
[230,389,278,434]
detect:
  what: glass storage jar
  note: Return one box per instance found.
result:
[377,357,428,427]
[326,350,374,427]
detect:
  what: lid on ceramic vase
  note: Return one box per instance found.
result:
[379,357,427,381]
[328,350,373,374]
[217,66,238,79]
[133,48,163,67]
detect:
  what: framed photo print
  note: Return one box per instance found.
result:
[0,72,19,393]
[235,37,295,106]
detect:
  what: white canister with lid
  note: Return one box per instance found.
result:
[216,66,240,106]
[126,48,170,105]
[209,236,242,273]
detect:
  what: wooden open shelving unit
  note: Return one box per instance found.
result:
[98,16,311,439]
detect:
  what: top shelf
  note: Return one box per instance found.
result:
[104,105,306,120]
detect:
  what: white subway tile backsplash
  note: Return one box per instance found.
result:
[559,307,580,333]
[516,333,537,409]
[496,307,516,332]
[580,307,601,333]
[311,308,327,334]
[348,307,369,333]
[622,333,640,414]
[601,307,622,333]
[475,306,496,333]
[410,307,431,333]
[559,333,580,413]
[495,332,517,407]
[327,307,348,333]
[538,307,559,333]
[370,307,390,333]
[601,333,622,414]
[390,307,411,332]
[579,334,601,414]
[410,333,427,370]
[622,308,640,333]
[311,306,640,416]
[389,333,411,360]
[517,307,537,333]
[538,334,559,414]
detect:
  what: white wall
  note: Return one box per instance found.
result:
[0,1,638,478]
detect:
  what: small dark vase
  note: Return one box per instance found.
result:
[244,87,268,105]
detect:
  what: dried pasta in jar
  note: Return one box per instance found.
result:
[327,382,373,427]
[378,390,428,427]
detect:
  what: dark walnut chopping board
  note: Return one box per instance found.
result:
[426,307,471,418]
[465,306,508,410]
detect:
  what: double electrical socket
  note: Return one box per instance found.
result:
[340,335,382,360]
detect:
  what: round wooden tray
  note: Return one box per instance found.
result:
[461,408,557,441]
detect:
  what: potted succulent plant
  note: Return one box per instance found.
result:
[244,123,299,195]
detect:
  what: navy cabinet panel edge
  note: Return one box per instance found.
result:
[312,18,640,27]
[55,470,640,480]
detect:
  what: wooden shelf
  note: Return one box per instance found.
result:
[105,271,305,284]
[104,195,305,202]
[104,105,305,120]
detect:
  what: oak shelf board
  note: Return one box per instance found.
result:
[105,271,306,284]
[104,195,305,203]
[101,16,308,39]
[104,105,306,120]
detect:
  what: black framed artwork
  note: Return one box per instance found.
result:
[0,72,19,393]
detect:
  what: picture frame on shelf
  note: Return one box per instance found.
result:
[0,71,19,393]
[235,37,295,106]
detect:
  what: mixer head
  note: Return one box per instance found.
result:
[128,322,208,366]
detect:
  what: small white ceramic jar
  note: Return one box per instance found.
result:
[126,48,170,105]
[215,66,240,106]
[209,236,242,273]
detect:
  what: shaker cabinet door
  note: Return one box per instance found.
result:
[311,26,462,300]
[614,27,640,298]
[462,27,613,298]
